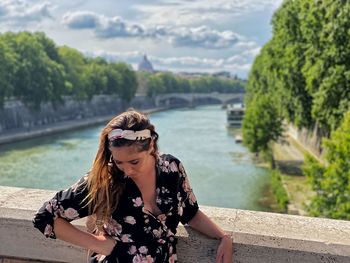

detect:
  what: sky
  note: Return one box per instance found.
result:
[0,0,283,78]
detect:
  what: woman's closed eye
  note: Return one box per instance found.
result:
[115,160,139,165]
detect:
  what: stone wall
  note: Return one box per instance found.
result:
[0,186,349,263]
[0,95,155,134]
[287,124,324,158]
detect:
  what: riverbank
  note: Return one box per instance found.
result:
[0,107,167,145]
[272,135,314,216]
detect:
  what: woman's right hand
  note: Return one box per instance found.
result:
[53,218,116,256]
[92,234,117,256]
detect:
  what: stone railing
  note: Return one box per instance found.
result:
[0,186,349,263]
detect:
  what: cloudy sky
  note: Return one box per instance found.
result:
[0,0,283,78]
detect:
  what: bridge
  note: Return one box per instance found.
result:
[154,93,245,107]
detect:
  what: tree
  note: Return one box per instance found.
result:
[113,63,138,102]
[300,1,350,133]
[4,32,65,109]
[146,75,165,97]
[58,46,89,100]
[246,0,350,153]
[105,64,122,95]
[158,73,179,93]
[85,58,108,97]
[303,111,350,220]
[0,37,17,108]
[242,94,283,153]
[176,78,191,93]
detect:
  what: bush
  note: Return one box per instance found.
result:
[270,169,289,211]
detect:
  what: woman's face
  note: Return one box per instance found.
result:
[110,144,154,180]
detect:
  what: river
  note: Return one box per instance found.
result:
[0,105,272,211]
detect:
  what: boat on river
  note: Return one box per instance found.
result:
[235,134,243,143]
[227,103,244,127]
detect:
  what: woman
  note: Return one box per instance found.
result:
[33,110,233,262]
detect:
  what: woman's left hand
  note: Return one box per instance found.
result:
[215,235,233,263]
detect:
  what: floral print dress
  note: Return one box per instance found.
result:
[33,153,199,263]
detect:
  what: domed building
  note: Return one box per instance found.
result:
[138,55,154,73]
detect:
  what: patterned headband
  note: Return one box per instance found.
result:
[108,129,152,141]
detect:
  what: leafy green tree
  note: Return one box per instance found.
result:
[303,111,350,219]
[272,0,313,128]
[190,77,210,93]
[4,32,65,109]
[158,73,179,93]
[0,37,17,108]
[300,1,350,133]
[176,78,191,93]
[242,94,283,153]
[34,32,61,63]
[85,58,108,97]
[113,63,138,102]
[146,75,165,97]
[246,0,350,154]
[58,46,89,100]
[105,64,123,95]
[141,71,245,96]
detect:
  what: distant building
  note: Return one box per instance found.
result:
[176,72,210,79]
[138,55,154,73]
[212,71,232,78]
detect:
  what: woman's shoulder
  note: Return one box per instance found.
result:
[156,152,183,175]
[158,152,181,163]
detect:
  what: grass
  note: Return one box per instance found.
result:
[270,169,289,212]
[272,136,314,215]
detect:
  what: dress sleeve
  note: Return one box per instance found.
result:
[32,175,90,239]
[177,161,199,224]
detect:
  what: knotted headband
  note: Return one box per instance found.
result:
[108,129,151,141]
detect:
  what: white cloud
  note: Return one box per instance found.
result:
[62,11,100,29]
[168,26,239,49]
[84,50,143,63]
[151,55,252,77]
[62,11,241,49]
[0,0,52,24]
[134,0,283,26]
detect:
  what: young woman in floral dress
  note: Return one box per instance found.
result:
[33,110,233,262]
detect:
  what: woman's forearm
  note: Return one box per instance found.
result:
[54,218,114,255]
[188,209,227,239]
[189,210,233,262]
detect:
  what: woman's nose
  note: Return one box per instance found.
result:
[123,165,134,175]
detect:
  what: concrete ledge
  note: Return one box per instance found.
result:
[0,186,349,262]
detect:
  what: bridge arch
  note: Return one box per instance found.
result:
[155,93,244,107]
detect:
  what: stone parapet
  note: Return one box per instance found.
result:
[0,186,349,262]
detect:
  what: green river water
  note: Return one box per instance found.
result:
[0,105,272,211]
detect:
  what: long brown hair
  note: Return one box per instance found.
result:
[85,110,159,230]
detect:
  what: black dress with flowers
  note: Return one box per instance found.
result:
[33,153,199,263]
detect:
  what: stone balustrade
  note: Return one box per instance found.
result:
[0,185,349,263]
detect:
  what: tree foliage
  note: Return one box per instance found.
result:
[0,38,17,108]
[303,111,350,219]
[245,0,350,219]
[0,32,246,108]
[144,72,245,97]
[242,94,283,152]
[0,32,138,109]
[244,0,350,149]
